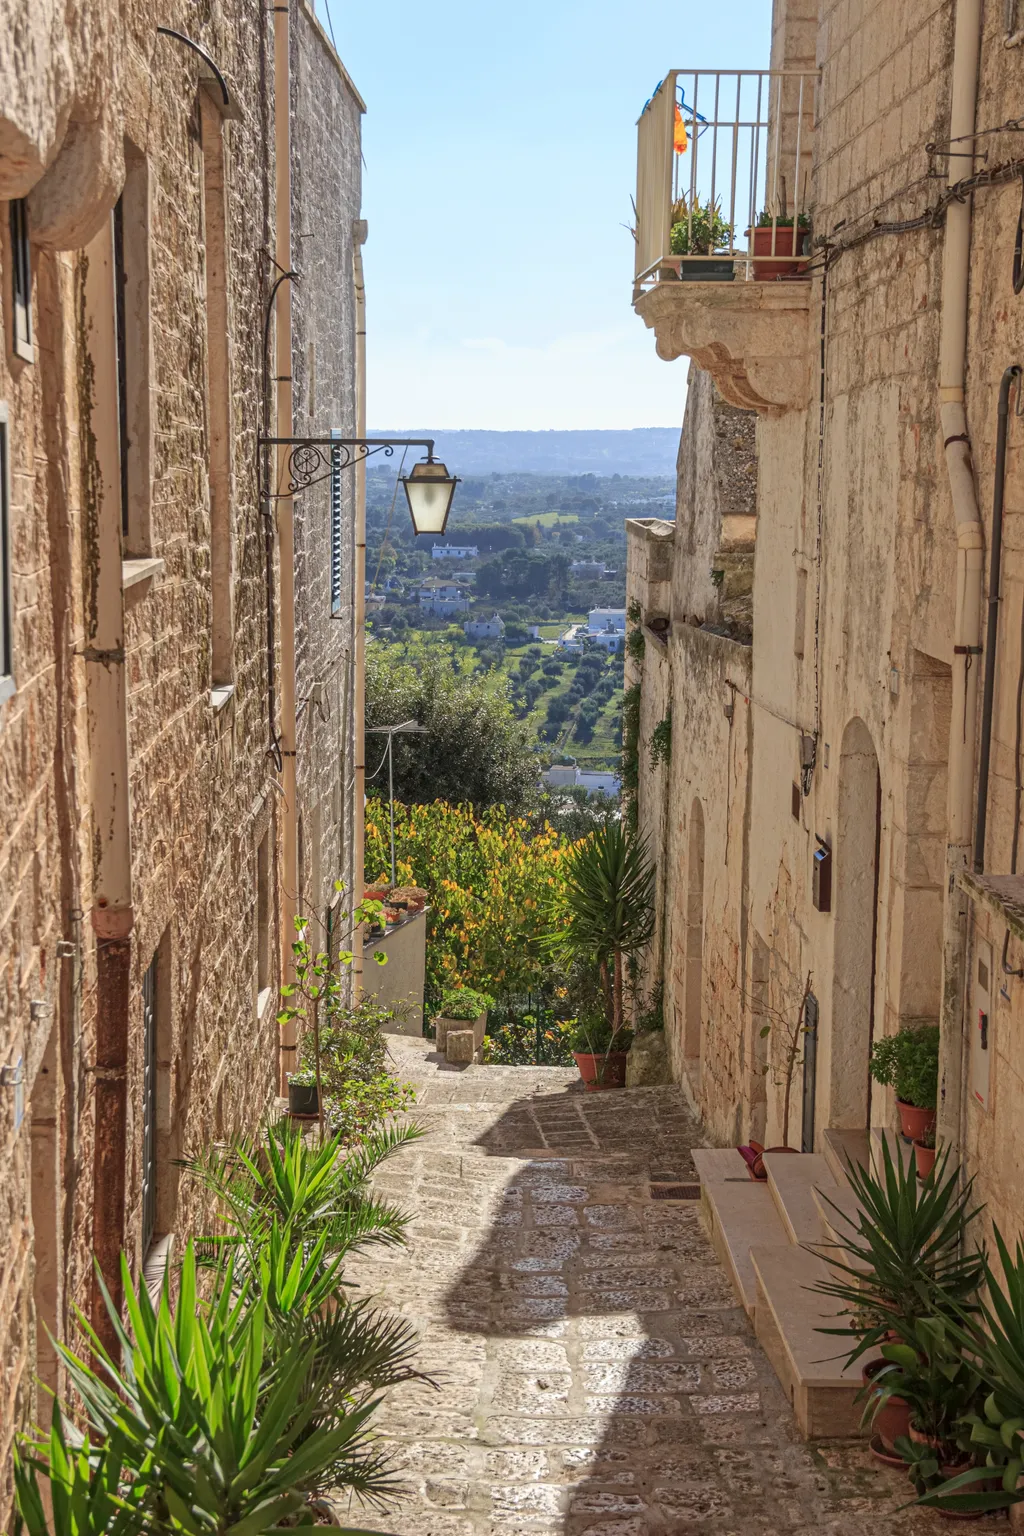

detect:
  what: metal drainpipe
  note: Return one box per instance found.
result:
[82,218,134,1357]
[352,235,368,993]
[274,0,298,1093]
[974,365,1022,874]
[936,0,984,1160]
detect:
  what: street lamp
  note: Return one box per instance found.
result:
[400,457,460,538]
[365,720,428,886]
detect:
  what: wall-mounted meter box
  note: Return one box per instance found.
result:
[812,842,832,912]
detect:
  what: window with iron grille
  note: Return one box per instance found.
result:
[0,407,12,688]
[330,431,342,615]
[9,200,32,362]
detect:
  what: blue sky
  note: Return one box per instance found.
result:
[315,0,770,429]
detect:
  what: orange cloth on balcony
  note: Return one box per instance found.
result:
[673,104,688,154]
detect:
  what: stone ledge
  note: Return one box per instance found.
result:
[959,869,1024,942]
[122,556,165,592]
[634,280,812,415]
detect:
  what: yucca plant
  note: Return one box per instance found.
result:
[551,820,656,1035]
[809,1139,985,1368]
[918,1229,1024,1514]
[13,1414,145,1536]
[16,1245,396,1535]
[182,1117,420,1276]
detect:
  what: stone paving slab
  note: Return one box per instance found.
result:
[338,1039,992,1535]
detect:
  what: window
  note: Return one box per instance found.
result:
[0,406,12,691]
[113,146,153,556]
[9,200,32,361]
[794,565,808,658]
[200,100,234,685]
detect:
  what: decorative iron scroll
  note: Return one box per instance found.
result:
[259,436,433,500]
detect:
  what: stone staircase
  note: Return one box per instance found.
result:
[693,1126,892,1438]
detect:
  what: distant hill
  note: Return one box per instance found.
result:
[367,428,680,477]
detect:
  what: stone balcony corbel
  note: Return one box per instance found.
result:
[634,279,812,417]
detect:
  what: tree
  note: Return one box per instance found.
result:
[365,643,538,811]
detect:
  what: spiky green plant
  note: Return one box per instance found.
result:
[919,1229,1024,1514]
[18,1246,398,1535]
[181,1117,420,1276]
[551,820,656,1034]
[12,1414,145,1536]
[808,1139,985,1368]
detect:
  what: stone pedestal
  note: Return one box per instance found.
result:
[627,1030,671,1086]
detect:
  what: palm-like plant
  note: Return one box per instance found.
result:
[809,1139,985,1368]
[182,1118,420,1275]
[552,820,656,1034]
[13,1415,145,1536]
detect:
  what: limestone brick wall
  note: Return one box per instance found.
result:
[0,0,327,1514]
[290,2,364,966]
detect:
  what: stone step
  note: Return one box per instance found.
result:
[821,1126,871,1185]
[692,1147,790,1317]
[698,1175,790,1317]
[762,1151,838,1246]
[750,1244,865,1438]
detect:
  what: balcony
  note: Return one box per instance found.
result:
[633,69,817,415]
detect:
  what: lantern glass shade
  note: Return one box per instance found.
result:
[402,460,458,536]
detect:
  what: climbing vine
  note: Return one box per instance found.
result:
[621,683,642,834]
[649,710,672,770]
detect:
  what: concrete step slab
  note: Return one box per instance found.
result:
[691,1146,752,1183]
[762,1152,838,1246]
[822,1126,871,1185]
[870,1125,912,1179]
[699,1176,789,1317]
[750,1244,864,1439]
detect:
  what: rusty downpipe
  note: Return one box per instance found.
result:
[936,0,984,1161]
[81,218,134,1355]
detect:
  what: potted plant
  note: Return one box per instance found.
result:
[548,820,656,1090]
[571,1012,634,1090]
[880,1316,984,1508]
[869,1023,940,1142]
[808,1140,984,1460]
[287,1067,319,1117]
[919,1229,1024,1518]
[747,209,811,279]
[433,985,494,1064]
[914,1123,937,1179]
[669,195,735,281]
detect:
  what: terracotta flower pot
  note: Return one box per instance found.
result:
[747,224,810,279]
[862,1357,911,1454]
[750,1145,799,1181]
[573,1050,628,1091]
[897,1099,936,1143]
[912,1139,937,1179]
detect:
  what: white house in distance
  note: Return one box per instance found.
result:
[432,544,479,560]
[570,559,611,579]
[417,579,470,616]
[543,764,621,797]
[464,616,505,641]
[559,608,627,653]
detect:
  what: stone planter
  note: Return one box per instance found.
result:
[626,1030,670,1086]
[435,1009,487,1065]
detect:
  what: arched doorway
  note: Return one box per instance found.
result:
[831,718,881,1129]
[684,799,706,1087]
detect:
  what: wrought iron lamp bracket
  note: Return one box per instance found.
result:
[259,436,435,500]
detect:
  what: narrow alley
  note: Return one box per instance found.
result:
[343,1041,962,1536]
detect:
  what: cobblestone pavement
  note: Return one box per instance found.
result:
[341,1040,992,1536]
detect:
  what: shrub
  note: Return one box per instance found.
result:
[869,1024,940,1108]
[438,986,494,1020]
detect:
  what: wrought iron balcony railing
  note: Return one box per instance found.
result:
[634,69,818,291]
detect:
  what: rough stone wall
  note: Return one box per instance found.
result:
[0,0,286,1513]
[290,2,363,969]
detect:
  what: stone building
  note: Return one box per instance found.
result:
[627,0,1024,1417]
[0,0,364,1512]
